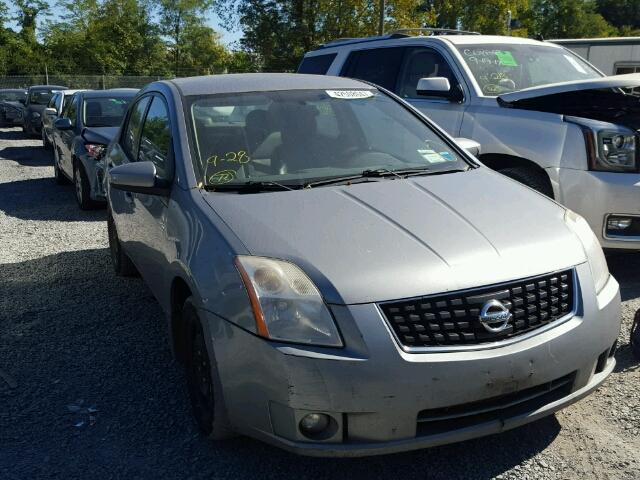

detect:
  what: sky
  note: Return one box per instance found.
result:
[6,1,243,46]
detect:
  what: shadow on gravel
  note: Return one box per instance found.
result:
[0,248,562,480]
[0,127,30,141]
[607,252,640,302]
[0,177,105,222]
[0,145,51,167]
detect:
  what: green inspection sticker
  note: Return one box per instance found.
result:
[496,51,518,67]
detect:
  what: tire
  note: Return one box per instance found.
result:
[631,310,640,360]
[53,146,69,185]
[184,297,235,440]
[74,161,98,210]
[42,129,51,150]
[498,167,554,198]
[107,213,138,277]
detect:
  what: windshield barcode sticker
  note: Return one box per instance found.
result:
[326,90,375,99]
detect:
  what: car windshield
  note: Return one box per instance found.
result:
[29,90,55,105]
[456,43,601,96]
[0,91,26,102]
[188,89,469,188]
[83,96,132,127]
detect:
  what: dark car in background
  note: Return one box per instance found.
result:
[22,84,67,136]
[0,88,27,126]
[52,88,137,209]
[42,89,84,150]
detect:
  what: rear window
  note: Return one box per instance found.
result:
[83,96,133,127]
[298,54,337,74]
[29,90,54,105]
[341,47,404,91]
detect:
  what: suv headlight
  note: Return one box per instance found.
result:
[564,210,610,294]
[235,256,343,347]
[579,124,638,172]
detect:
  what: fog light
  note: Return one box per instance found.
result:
[299,413,330,435]
[607,217,632,230]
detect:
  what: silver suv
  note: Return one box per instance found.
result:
[105,73,620,456]
[300,29,640,250]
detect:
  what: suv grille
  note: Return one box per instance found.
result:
[379,269,575,349]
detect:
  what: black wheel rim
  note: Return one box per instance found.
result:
[187,317,215,434]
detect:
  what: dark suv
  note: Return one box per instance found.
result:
[22,85,67,136]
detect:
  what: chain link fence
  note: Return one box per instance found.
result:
[0,75,171,90]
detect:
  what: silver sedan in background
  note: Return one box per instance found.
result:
[105,73,620,457]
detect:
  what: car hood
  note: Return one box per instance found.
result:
[203,168,586,305]
[81,126,119,145]
[498,73,640,104]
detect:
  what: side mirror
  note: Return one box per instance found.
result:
[109,161,170,196]
[417,77,451,95]
[18,98,26,105]
[454,137,481,157]
[44,107,57,117]
[54,118,73,130]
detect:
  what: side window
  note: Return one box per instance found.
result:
[138,96,171,180]
[62,94,74,112]
[54,93,63,112]
[341,47,405,90]
[297,53,337,74]
[122,96,151,160]
[63,95,78,127]
[397,47,460,99]
[47,93,58,109]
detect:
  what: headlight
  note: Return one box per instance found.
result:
[564,210,609,294]
[580,125,637,172]
[235,256,343,347]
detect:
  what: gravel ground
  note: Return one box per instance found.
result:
[0,126,638,480]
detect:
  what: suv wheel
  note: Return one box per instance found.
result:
[107,213,137,276]
[184,297,234,440]
[499,167,554,198]
[74,162,97,210]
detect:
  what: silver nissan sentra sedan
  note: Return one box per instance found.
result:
[105,73,621,457]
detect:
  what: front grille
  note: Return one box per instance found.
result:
[416,372,576,436]
[379,269,575,349]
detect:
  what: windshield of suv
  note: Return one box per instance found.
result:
[83,96,132,127]
[189,89,469,188]
[0,91,26,102]
[456,44,601,96]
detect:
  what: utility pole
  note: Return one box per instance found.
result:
[44,64,48,85]
[378,0,385,35]
[506,10,512,36]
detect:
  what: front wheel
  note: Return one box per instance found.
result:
[42,129,51,150]
[74,162,97,210]
[107,213,137,277]
[631,310,640,360]
[184,298,234,440]
[53,146,69,185]
[498,167,554,198]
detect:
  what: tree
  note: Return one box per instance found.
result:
[14,0,48,44]
[596,0,640,30]
[525,0,617,39]
[156,0,216,75]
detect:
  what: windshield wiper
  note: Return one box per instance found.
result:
[303,167,433,188]
[203,180,297,192]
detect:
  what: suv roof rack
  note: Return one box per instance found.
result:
[317,27,480,50]
[390,27,481,36]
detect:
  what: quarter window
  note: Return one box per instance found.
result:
[138,96,171,180]
[122,96,151,160]
[298,53,337,74]
[341,47,404,91]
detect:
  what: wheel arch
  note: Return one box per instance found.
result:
[478,153,555,199]
[170,275,194,363]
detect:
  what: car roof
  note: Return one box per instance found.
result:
[29,85,67,90]
[308,33,557,55]
[0,88,27,93]
[79,88,139,98]
[166,73,374,96]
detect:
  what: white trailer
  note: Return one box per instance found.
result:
[552,37,640,77]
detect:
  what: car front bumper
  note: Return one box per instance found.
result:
[202,262,621,457]
[555,168,640,250]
